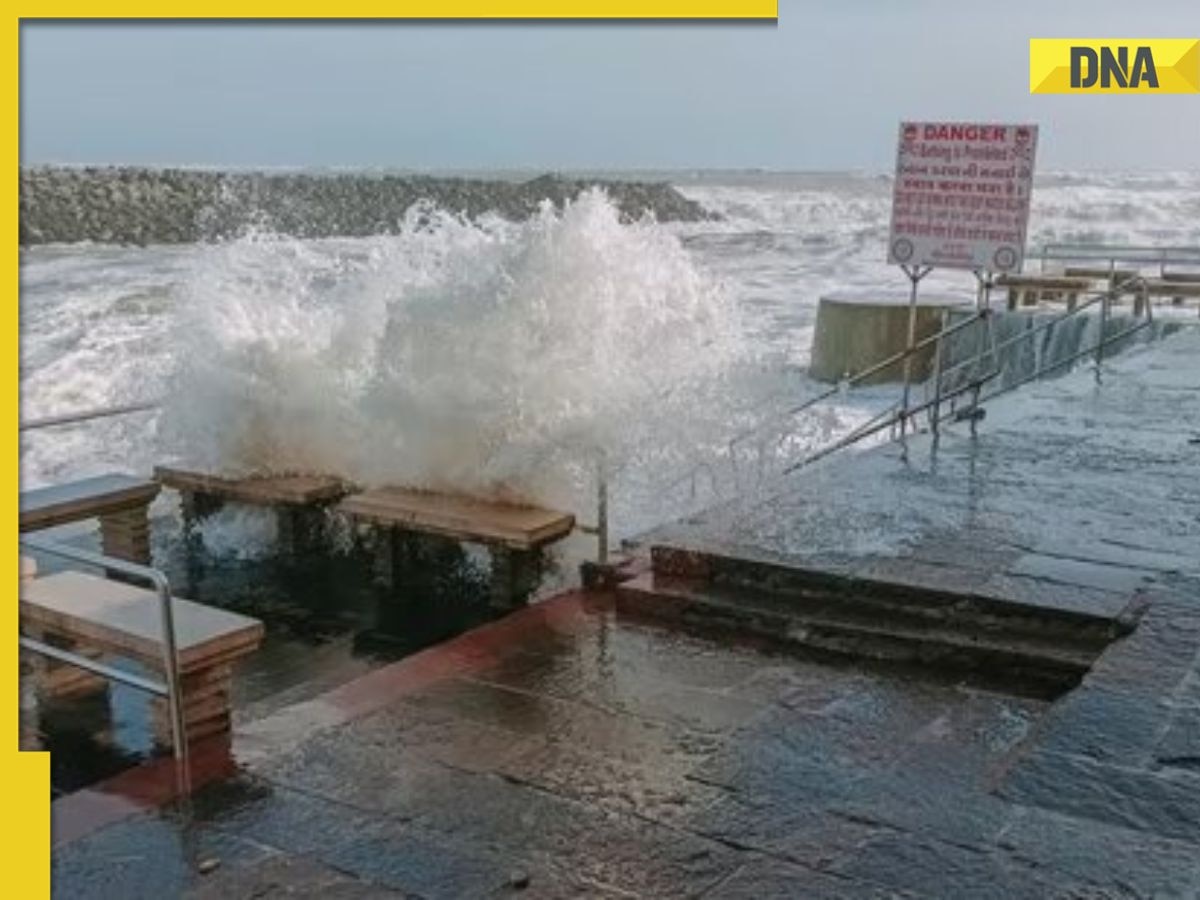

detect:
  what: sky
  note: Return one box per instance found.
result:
[19,2,1200,172]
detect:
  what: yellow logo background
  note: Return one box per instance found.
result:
[1030,39,1200,94]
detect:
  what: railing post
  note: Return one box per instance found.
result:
[596,451,608,566]
[153,571,190,788]
[899,264,930,438]
[1095,282,1110,383]
[929,307,947,437]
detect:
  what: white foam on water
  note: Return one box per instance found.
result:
[156,189,747,520]
[192,505,279,560]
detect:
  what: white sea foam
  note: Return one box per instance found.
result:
[156,189,745,517]
[191,505,279,559]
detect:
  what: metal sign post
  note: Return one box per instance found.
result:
[899,264,932,438]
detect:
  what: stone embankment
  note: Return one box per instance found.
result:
[20,167,713,245]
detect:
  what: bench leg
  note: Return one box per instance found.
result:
[277,505,325,557]
[19,651,42,750]
[489,547,540,612]
[180,490,224,534]
[99,506,152,565]
[1134,288,1148,317]
[27,630,110,702]
[152,663,234,752]
[372,526,399,591]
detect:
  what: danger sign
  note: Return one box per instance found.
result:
[887,121,1038,272]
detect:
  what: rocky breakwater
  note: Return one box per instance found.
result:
[19,167,713,245]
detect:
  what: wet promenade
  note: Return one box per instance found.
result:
[51,329,1200,897]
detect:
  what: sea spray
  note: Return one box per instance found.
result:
[157,189,744,519]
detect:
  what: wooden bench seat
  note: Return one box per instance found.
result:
[1062,266,1140,282]
[339,486,575,552]
[340,486,575,610]
[21,571,263,746]
[154,466,349,507]
[155,466,352,552]
[1141,279,1200,298]
[995,275,1095,311]
[20,473,160,563]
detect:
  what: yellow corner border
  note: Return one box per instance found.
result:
[8,12,51,900]
[1030,38,1200,94]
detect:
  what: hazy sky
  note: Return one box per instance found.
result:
[19,3,1200,171]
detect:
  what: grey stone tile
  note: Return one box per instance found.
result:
[1000,750,1200,842]
[996,805,1200,898]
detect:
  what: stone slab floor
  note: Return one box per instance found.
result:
[51,577,1200,898]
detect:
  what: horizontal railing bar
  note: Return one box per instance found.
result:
[20,534,168,590]
[18,636,169,697]
[787,372,997,473]
[1038,244,1200,264]
[710,310,988,459]
[21,399,161,431]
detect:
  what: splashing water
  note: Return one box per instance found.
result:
[157,189,744,515]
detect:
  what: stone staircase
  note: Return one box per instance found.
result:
[617,545,1130,699]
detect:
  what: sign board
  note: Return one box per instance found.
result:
[887,121,1038,272]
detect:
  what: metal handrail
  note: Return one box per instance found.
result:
[934,282,1115,387]
[660,309,989,499]
[19,535,189,782]
[782,272,1162,474]
[1038,243,1200,275]
[20,398,161,431]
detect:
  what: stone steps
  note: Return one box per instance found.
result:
[618,565,1119,698]
[650,545,1127,643]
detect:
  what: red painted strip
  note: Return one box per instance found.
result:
[52,734,237,847]
[321,591,600,719]
[52,590,610,847]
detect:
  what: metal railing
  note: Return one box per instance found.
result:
[1038,243,1200,277]
[662,307,993,502]
[799,273,1161,468]
[696,271,1164,484]
[19,535,190,785]
[20,398,160,432]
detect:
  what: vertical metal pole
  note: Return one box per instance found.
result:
[155,575,190,792]
[1095,282,1110,384]
[596,451,608,566]
[929,307,947,438]
[899,266,924,438]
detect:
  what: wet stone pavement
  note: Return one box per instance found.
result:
[52,330,1200,897]
[52,579,1200,898]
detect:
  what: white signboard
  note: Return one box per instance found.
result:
[887,121,1038,272]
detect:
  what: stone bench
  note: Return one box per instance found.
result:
[1139,278,1200,312]
[154,466,351,552]
[338,486,575,610]
[21,570,263,749]
[20,474,160,564]
[995,275,1095,311]
[1062,266,1140,284]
